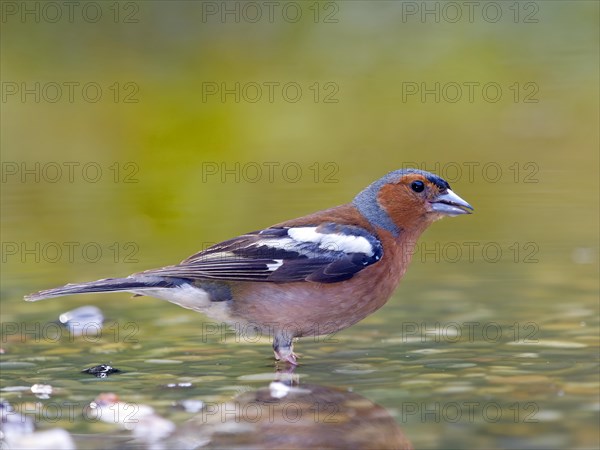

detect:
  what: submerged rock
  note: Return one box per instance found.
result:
[1,398,34,438]
[1,399,74,449]
[30,383,53,399]
[4,428,75,450]
[87,393,175,444]
[81,364,122,378]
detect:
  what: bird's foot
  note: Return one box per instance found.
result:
[273,333,299,366]
[273,348,298,366]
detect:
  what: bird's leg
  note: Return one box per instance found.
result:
[273,332,298,366]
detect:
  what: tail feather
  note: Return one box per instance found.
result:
[24,275,179,302]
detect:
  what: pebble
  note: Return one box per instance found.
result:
[172,399,205,413]
[4,428,75,450]
[136,416,176,443]
[88,393,175,443]
[163,382,193,388]
[30,384,53,399]
[81,364,122,378]
[0,399,35,437]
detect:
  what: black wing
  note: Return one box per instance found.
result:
[139,224,383,284]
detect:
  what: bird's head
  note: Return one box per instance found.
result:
[353,168,473,236]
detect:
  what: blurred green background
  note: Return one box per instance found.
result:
[1,1,598,449]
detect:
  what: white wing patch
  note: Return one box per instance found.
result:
[287,227,375,256]
[266,259,284,271]
[253,227,375,257]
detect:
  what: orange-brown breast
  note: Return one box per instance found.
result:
[229,204,423,337]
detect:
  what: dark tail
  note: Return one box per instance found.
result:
[24,275,179,302]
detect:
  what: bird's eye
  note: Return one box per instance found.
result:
[411,180,425,193]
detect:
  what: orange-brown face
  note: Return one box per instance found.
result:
[377,173,472,231]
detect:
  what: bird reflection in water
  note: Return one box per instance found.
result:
[166,371,412,450]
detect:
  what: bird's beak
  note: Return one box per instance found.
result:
[430,189,474,216]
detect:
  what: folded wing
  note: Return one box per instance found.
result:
[139,224,383,284]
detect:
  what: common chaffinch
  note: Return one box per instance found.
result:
[26,168,473,365]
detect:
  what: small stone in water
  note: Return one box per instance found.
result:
[82,364,122,378]
[164,382,193,388]
[1,399,35,436]
[134,414,176,443]
[172,399,205,413]
[6,428,75,450]
[31,384,53,399]
[89,393,175,443]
